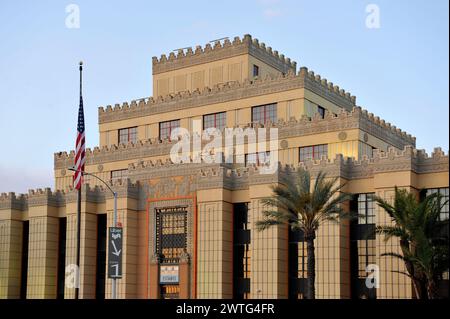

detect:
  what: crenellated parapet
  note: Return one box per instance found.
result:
[371,146,448,174]
[277,106,415,148]
[196,146,449,189]
[296,146,448,179]
[98,66,356,124]
[0,192,28,211]
[54,138,176,170]
[127,157,227,181]
[152,34,296,75]
[108,178,140,200]
[298,66,357,107]
[27,188,65,207]
[356,107,416,146]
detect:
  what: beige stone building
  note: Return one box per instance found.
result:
[0,34,448,299]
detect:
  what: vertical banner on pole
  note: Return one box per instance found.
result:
[108,227,123,278]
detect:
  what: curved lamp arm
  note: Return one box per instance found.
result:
[68,166,116,196]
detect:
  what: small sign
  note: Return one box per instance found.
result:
[108,227,123,278]
[160,265,179,284]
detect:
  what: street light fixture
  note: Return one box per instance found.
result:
[68,166,118,299]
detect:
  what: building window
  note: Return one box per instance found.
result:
[56,218,67,299]
[252,103,277,124]
[203,112,226,131]
[155,206,188,263]
[20,221,29,299]
[288,228,307,299]
[299,144,328,162]
[426,188,449,282]
[118,127,137,145]
[318,106,325,119]
[159,120,180,140]
[111,169,128,183]
[253,65,259,77]
[233,203,251,299]
[245,152,271,166]
[95,214,107,299]
[350,193,377,299]
[425,188,449,221]
[358,193,376,225]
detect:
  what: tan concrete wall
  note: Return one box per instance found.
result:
[197,189,233,299]
[153,55,250,97]
[0,219,23,299]
[249,184,288,299]
[374,187,413,299]
[26,216,59,299]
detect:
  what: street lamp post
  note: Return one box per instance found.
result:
[68,167,118,299]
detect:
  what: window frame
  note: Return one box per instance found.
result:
[425,187,449,221]
[318,106,326,119]
[299,144,328,162]
[118,126,138,145]
[159,119,180,141]
[251,103,277,125]
[110,169,128,183]
[203,112,227,131]
[245,151,271,166]
[253,64,259,77]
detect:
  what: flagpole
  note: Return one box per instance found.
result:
[75,61,83,300]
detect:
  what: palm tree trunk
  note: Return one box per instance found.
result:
[305,231,316,299]
[400,239,427,299]
[427,278,439,299]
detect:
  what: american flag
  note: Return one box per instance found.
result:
[73,64,85,189]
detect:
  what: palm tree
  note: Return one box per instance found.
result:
[375,188,449,299]
[255,168,351,299]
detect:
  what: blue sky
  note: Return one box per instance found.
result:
[0,0,448,193]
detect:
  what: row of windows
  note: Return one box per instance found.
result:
[117,104,329,144]
[243,145,328,167]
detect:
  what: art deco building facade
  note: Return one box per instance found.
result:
[0,34,448,299]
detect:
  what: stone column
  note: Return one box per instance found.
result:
[248,167,288,299]
[26,189,64,299]
[196,186,233,299]
[0,193,26,299]
[105,179,139,299]
[374,183,413,299]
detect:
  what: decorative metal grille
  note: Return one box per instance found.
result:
[155,206,188,264]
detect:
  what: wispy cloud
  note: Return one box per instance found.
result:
[257,0,283,19]
[263,8,282,19]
